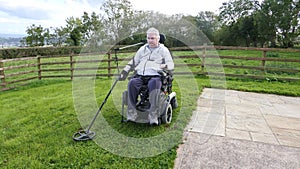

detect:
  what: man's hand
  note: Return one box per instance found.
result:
[119,70,128,81]
[160,64,167,69]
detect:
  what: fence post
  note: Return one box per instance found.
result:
[37,55,42,80]
[262,50,267,74]
[70,54,74,80]
[201,44,207,72]
[0,60,6,90]
[107,52,111,77]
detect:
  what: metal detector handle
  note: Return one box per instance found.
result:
[85,79,119,132]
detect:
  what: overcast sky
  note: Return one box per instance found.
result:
[0,0,226,35]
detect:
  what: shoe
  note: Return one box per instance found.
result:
[149,113,158,126]
[150,120,159,126]
[127,109,137,122]
[126,119,136,123]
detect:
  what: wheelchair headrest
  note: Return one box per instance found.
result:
[159,34,166,44]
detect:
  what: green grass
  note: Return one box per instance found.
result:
[1,75,299,168]
[0,76,198,168]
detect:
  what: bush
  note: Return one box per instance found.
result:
[0,46,83,59]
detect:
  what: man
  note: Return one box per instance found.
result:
[119,27,174,125]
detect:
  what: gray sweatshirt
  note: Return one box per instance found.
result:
[124,43,174,76]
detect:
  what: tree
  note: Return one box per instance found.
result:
[48,27,69,47]
[100,0,136,42]
[195,11,219,42]
[25,24,46,47]
[219,0,261,25]
[219,0,300,48]
[255,0,300,48]
[218,0,262,46]
[236,16,259,46]
[215,24,241,46]
[81,12,104,42]
[272,0,299,47]
[65,17,83,46]
[255,0,278,47]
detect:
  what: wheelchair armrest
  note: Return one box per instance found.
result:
[158,70,167,77]
[158,70,174,77]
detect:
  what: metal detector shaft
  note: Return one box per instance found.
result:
[116,42,145,50]
[85,79,119,132]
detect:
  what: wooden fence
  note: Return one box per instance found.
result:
[1,46,300,91]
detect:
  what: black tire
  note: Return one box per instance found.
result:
[161,103,172,124]
[171,97,178,109]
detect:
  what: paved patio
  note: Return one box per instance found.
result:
[175,88,300,168]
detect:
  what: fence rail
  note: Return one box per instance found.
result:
[1,46,299,91]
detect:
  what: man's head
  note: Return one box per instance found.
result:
[146,27,160,48]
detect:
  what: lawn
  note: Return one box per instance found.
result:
[0,75,198,168]
[1,74,299,168]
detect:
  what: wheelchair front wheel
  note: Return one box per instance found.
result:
[161,103,172,124]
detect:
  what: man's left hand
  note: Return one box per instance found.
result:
[160,64,167,69]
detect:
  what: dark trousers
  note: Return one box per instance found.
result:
[128,76,162,112]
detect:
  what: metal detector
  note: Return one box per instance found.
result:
[72,79,119,141]
[72,41,145,141]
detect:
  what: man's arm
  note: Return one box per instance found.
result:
[119,46,144,80]
[163,49,174,70]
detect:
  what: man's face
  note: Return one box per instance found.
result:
[147,33,159,48]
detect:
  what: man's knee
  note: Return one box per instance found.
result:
[148,77,162,91]
[128,78,142,88]
[128,78,137,86]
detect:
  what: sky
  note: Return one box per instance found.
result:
[0,0,226,35]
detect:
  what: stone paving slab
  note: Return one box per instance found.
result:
[186,88,300,147]
[174,132,300,169]
[175,88,300,168]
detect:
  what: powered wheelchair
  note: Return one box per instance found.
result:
[121,70,178,125]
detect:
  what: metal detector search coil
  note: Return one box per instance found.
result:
[73,130,95,141]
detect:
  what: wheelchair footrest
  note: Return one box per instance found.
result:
[136,102,150,112]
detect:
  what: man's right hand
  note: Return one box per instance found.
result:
[119,70,128,81]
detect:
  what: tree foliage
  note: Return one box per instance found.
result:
[195,11,219,42]
[218,0,300,47]
[101,0,136,42]
[24,24,46,47]
[22,0,300,48]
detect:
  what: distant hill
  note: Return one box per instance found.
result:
[0,34,25,47]
[0,33,26,38]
